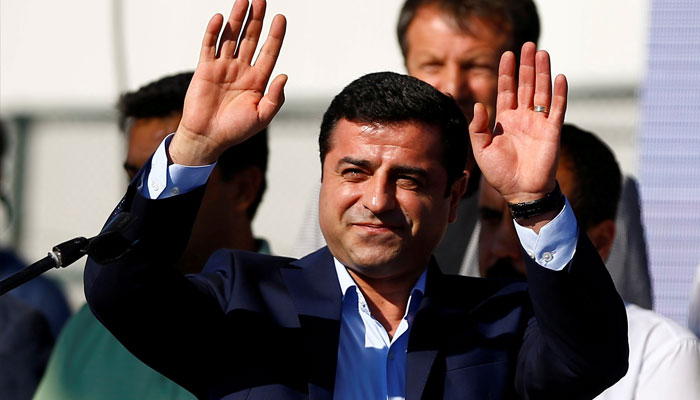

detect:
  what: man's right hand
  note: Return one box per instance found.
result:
[170,0,287,166]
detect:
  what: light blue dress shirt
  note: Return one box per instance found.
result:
[332,258,426,400]
[140,135,581,399]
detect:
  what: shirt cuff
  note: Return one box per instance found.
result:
[138,133,216,199]
[514,197,579,271]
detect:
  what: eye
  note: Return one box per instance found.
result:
[420,61,443,73]
[463,62,497,76]
[342,168,366,181]
[396,175,422,190]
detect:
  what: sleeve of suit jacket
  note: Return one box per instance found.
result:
[84,171,234,399]
[515,231,630,399]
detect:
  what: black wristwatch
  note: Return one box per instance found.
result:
[508,182,566,220]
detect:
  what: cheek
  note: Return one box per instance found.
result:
[404,196,449,235]
[470,75,498,101]
[320,183,361,220]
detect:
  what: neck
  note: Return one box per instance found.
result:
[347,266,424,339]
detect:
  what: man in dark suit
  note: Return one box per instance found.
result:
[85,0,628,398]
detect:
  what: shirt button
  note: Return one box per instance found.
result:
[389,352,395,360]
[542,252,553,262]
[151,181,160,191]
[170,187,180,195]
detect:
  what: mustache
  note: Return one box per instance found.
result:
[485,258,527,281]
[345,207,408,229]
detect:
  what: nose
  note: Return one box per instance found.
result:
[439,63,469,100]
[362,174,396,215]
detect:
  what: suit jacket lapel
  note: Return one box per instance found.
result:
[406,259,444,400]
[406,259,531,400]
[281,247,342,400]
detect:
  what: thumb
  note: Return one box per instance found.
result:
[468,102,492,155]
[258,74,288,123]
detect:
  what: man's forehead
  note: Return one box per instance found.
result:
[326,119,444,162]
[331,118,440,140]
[413,3,513,45]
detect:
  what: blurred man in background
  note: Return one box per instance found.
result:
[34,72,270,400]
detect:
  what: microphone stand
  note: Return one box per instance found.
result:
[0,236,92,296]
[0,212,139,296]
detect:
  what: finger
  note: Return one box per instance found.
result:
[548,74,568,127]
[533,50,552,112]
[469,103,493,156]
[496,51,517,115]
[258,74,288,123]
[236,0,266,64]
[199,14,224,62]
[517,42,536,110]
[254,14,287,79]
[218,0,249,58]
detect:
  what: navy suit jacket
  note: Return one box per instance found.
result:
[85,181,628,400]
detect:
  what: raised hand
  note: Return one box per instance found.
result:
[469,42,567,206]
[170,0,287,166]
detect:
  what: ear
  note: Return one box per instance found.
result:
[447,171,469,223]
[226,166,264,215]
[586,219,616,261]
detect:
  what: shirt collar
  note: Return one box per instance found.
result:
[332,257,427,299]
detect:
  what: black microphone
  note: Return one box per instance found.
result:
[0,237,90,296]
[0,212,140,296]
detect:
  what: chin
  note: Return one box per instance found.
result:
[344,248,406,278]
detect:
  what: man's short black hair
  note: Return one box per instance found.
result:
[397,0,540,61]
[560,124,622,231]
[117,72,194,132]
[319,71,470,193]
[118,72,268,219]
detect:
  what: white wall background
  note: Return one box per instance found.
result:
[1,0,649,105]
[0,0,650,308]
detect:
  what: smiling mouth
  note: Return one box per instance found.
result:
[352,223,401,232]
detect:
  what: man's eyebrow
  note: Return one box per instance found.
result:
[338,157,373,169]
[339,157,428,177]
[391,165,429,181]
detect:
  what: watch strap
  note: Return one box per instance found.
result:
[508,182,565,220]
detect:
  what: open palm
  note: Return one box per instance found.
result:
[469,43,568,205]
[171,0,287,165]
